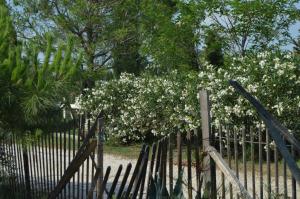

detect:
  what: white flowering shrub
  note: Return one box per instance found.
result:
[78,52,300,143]
[78,71,200,143]
[199,52,300,133]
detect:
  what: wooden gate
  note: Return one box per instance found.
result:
[1,80,300,199]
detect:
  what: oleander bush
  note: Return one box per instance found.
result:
[199,51,300,132]
[79,52,300,143]
[78,71,200,143]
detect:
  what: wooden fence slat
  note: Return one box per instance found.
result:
[20,141,26,190]
[36,137,42,195]
[5,138,11,191]
[31,142,38,197]
[16,137,24,189]
[11,136,18,192]
[219,126,225,199]
[41,137,46,195]
[242,126,247,190]
[38,138,44,197]
[23,146,32,199]
[161,138,167,189]
[55,130,59,198]
[292,145,296,199]
[7,138,13,195]
[259,125,263,199]
[60,130,63,199]
[146,143,157,198]
[72,122,76,198]
[108,165,123,198]
[194,128,202,198]
[15,138,22,188]
[48,134,52,192]
[77,120,81,199]
[200,90,217,199]
[283,159,288,198]
[98,166,111,198]
[266,129,271,198]
[87,168,101,199]
[124,145,146,198]
[250,127,256,199]
[91,123,95,197]
[139,149,149,199]
[9,137,17,193]
[274,146,279,195]
[28,144,35,198]
[155,140,162,180]
[132,146,150,199]
[177,132,182,177]
[207,146,253,199]
[81,127,85,199]
[226,126,233,199]
[169,134,174,196]
[97,117,104,199]
[63,129,67,198]
[117,163,132,199]
[68,128,71,199]
[51,132,55,191]
[159,140,164,185]
[234,127,240,199]
[44,135,49,193]
[86,119,91,198]
[11,135,19,192]
[187,131,192,199]
[11,137,16,190]
[33,141,39,197]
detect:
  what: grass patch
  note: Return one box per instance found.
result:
[103,143,142,159]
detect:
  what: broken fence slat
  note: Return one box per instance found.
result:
[207,146,253,199]
[48,140,97,199]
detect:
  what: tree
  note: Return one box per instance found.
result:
[110,0,147,77]
[0,0,81,132]
[11,0,150,80]
[140,0,205,72]
[205,0,299,55]
[0,0,21,130]
[203,28,224,68]
[12,0,112,85]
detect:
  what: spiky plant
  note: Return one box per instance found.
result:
[0,0,82,132]
[148,171,185,199]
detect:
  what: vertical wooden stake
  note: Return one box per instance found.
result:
[22,146,31,199]
[199,90,216,199]
[176,132,182,177]
[168,134,173,195]
[187,131,192,199]
[97,117,104,199]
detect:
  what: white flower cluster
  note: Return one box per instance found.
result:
[199,51,300,129]
[78,51,300,143]
[78,72,200,143]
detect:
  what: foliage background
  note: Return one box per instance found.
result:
[1,0,300,141]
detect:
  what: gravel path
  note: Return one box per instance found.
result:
[104,154,300,199]
[12,146,300,198]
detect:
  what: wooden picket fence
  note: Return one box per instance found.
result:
[1,80,300,199]
[0,114,107,199]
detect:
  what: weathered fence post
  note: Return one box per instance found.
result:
[97,117,104,199]
[199,90,217,199]
[22,146,31,199]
